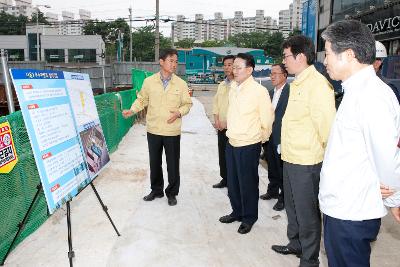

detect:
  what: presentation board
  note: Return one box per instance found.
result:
[10,69,110,213]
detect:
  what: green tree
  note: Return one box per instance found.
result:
[175,38,195,48]
[199,39,227,47]
[228,32,269,49]
[264,31,285,60]
[0,11,29,35]
[29,10,49,25]
[131,26,171,61]
[288,28,302,37]
[83,18,130,61]
[227,31,283,61]
[84,21,171,62]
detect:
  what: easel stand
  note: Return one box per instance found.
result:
[1,181,120,267]
[90,182,121,237]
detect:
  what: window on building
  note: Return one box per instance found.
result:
[332,0,385,21]
[5,49,24,61]
[45,49,65,63]
[68,49,97,63]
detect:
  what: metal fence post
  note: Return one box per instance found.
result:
[1,50,15,114]
[102,65,106,94]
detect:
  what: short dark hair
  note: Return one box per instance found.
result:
[222,55,235,64]
[282,35,315,65]
[272,63,288,77]
[321,20,375,64]
[159,48,178,60]
[236,53,255,69]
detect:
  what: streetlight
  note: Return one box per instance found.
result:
[35,4,50,61]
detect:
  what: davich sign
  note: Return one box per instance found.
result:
[355,2,400,40]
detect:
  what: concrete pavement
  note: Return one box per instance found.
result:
[4,97,400,267]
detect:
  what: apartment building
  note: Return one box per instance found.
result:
[172,10,278,42]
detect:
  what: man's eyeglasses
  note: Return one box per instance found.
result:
[282,54,295,60]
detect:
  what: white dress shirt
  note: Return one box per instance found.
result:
[271,83,285,110]
[319,66,400,221]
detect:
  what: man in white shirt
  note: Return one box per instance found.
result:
[319,20,400,267]
[259,64,289,211]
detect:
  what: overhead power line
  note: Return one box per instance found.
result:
[0,14,283,32]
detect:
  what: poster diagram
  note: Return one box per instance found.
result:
[64,72,110,179]
[10,69,110,213]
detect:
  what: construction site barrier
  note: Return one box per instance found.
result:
[0,88,139,262]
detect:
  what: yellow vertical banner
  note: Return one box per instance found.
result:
[0,121,18,173]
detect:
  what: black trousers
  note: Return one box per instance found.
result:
[147,132,180,197]
[283,161,322,267]
[266,138,284,202]
[217,129,228,183]
[226,142,261,225]
[324,214,381,267]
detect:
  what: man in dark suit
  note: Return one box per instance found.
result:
[260,64,289,211]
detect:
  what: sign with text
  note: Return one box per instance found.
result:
[0,121,18,173]
[10,69,110,213]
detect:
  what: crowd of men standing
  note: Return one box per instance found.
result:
[211,20,400,267]
[123,19,400,267]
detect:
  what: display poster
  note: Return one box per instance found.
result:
[0,121,18,173]
[64,72,110,179]
[10,69,110,213]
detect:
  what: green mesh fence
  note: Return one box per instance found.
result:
[132,69,147,91]
[132,69,154,91]
[0,111,48,264]
[0,89,139,263]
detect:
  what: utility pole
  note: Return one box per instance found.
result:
[171,23,175,48]
[154,0,160,62]
[35,5,51,62]
[129,6,133,62]
[36,9,40,61]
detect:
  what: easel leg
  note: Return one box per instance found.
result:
[90,182,121,236]
[0,183,42,266]
[66,201,74,267]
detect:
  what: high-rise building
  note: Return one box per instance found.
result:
[172,10,278,42]
[279,9,291,38]
[0,0,33,18]
[59,9,91,35]
[45,12,58,23]
[290,0,303,30]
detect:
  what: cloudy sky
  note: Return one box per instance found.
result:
[32,0,292,36]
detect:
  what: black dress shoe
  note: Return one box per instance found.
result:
[260,192,278,200]
[273,201,285,211]
[238,223,252,234]
[167,196,177,206]
[143,191,164,201]
[219,214,240,223]
[271,245,301,256]
[212,180,227,188]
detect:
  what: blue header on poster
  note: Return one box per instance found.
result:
[10,69,64,80]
